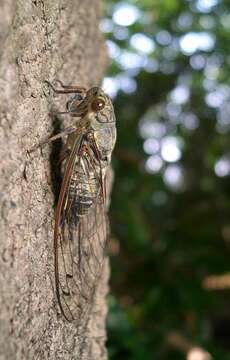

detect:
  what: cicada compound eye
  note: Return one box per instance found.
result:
[91,97,105,112]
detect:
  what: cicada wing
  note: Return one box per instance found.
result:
[55,202,108,323]
[54,138,109,323]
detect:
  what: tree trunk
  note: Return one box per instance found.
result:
[0,1,109,359]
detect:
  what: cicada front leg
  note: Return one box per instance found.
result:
[28,126,78,153]
[53,80,87,92]
[58,146,72,164]
[45,80,87,117]
[45,80,86,95]
[29,80,87,153]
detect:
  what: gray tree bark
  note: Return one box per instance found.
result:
[0,1,109,359]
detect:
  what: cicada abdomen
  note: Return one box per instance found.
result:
[50,83,116,323]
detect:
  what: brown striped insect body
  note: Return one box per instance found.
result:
[62,87,116,217]
[39,81,116,322]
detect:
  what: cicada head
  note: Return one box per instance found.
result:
[85,87,117,163]
[87,87,116,125]
[66,86,114,123]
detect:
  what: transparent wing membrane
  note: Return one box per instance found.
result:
[54,139,108,323]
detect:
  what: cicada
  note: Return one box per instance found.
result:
[37,80,116,322]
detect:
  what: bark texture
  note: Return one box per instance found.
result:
[0,1,109,359]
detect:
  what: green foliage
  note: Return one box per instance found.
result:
[103,0,230,358]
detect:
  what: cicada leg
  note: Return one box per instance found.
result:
[28,126,78,153]
[59,147,71,164]
[45,80,86,95]
[54,80,87,92]
[45,81,87,115]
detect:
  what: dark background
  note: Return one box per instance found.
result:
[102,1,230,359]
